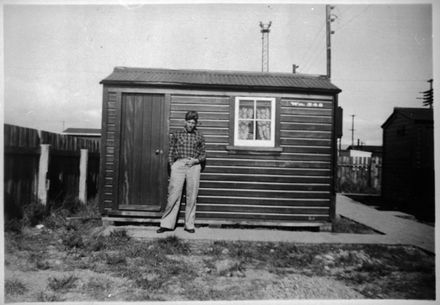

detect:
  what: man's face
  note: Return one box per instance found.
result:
[185,119,197,132]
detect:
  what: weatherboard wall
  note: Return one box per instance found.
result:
[99,85,337,226]
[170,92,334,223]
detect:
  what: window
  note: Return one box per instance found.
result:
[234,97,276,147]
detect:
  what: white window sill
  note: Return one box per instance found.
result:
[225,145,283,155]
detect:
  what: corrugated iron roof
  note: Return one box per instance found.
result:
[382,107,433,128]
[395,107,433,121]
[101,67,341,93]
[63,128,101,135]
[347,145,382,154]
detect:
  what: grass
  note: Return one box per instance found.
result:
[3,198,436,301]
[47,274,79,291]
[5,196,102,233]
[155,235,191,254]
[37,291,63,302]
[5,224,435,300]
[5,279,28,296]
[112,236,197,291]
[86,276,111,291]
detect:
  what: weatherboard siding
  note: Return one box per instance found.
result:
[170,93,333,223]
[99,89,120,212]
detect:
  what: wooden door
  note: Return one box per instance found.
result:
[119,94,167,210]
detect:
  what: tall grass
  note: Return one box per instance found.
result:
[5,279,28,295]
[4,196,101,233]
[47,274,78,291]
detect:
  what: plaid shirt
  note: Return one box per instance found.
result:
[168,127,206,164]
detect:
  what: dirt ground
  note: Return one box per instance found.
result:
[3,217,436,302]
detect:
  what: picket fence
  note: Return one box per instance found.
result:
[337,156,382,194]
[4,124,100,219]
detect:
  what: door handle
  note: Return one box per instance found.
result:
[155,149,163,155]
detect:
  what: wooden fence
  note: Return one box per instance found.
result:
[337,156,382,194]
[4,124,100,220]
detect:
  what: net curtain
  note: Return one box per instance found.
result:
[238,100,271,141]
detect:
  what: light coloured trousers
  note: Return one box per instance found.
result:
[160,159,201,230]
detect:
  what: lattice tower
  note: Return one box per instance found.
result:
[259,21,272,72]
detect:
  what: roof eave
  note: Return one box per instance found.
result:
[381,111,398,129]
[64,133,101,137]
[100,80,341,94]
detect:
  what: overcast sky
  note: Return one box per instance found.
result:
[2,1,436,147]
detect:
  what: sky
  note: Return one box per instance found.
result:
[2,1,437,147]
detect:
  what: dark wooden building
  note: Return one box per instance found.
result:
[381,107,435,221]
[99,67,342,229]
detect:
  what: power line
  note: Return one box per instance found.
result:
[302,44,325,72]
[302,5,336,75]
[302,34,326,71]
[302,36,326,72]
[335,5,371,32]
[300,23,326,72]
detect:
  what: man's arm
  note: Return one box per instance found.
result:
[168,132,176,165]
[197,134,206,164]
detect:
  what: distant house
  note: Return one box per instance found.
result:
[381,107,434,221]
[346,149,372,158]
[63,128,101,141]
[346,145,382,158]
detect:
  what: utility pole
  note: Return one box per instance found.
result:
[423,79,433,109]
[417,79,434,108]
[350,114,355,147]
[259,21,272,72]
[326,5,336,78]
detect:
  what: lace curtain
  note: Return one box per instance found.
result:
[238,100,271,141]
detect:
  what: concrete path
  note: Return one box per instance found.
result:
[336,194,435,253]
[110,194,436,253]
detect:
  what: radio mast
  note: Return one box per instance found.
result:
[259,21,272,72]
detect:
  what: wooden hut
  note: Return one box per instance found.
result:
[381,107,435,221]
[99,67,342,229]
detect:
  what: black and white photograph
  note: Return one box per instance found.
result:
[2,0,438,303]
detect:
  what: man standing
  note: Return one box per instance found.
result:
[157,111,206,233]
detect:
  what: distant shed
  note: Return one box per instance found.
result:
[63,128,101,141]
[99,67,342,229]
[381,107,434,221]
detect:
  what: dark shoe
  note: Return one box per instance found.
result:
[156,227,172,233]
[184,228,195,233]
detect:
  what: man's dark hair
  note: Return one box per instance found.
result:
[185,111,199,122]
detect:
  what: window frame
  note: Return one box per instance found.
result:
[227,96,282,154]
[234,97,276,147]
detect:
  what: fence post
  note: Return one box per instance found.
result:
[37,144,50,205]
[79,149,88,204]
